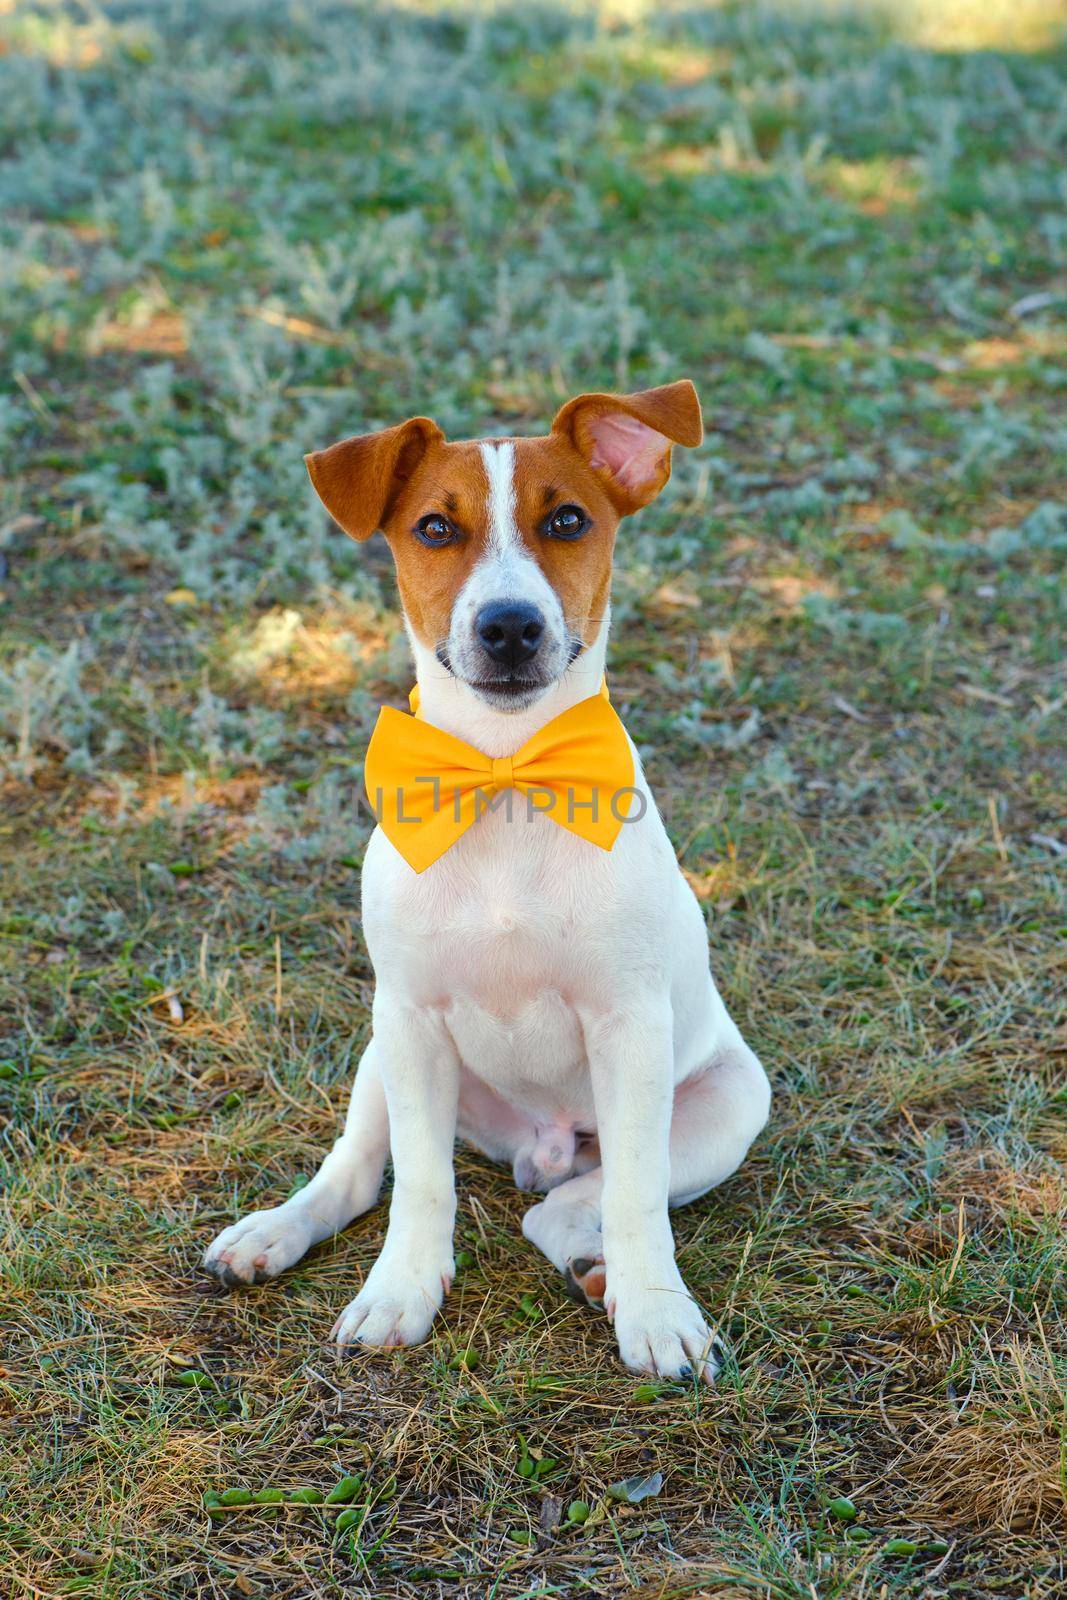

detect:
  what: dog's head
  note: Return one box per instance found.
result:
[306,380,702,712]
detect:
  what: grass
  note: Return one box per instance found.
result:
[1,0,1065,1594]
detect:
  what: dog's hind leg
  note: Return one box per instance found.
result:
[521,1168,606,1305]
[204,1040,390,1288]
[522,1033,769,1314]
[664,1033,770,1207]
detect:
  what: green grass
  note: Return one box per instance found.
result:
[1,1,1065,1595]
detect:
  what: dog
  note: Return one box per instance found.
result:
[204,380,770,1381]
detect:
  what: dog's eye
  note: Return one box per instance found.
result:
[415,513,457,547]
[544,504,588,540]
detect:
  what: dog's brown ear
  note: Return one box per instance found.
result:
[305,416,444,541]
[551,379,703,515]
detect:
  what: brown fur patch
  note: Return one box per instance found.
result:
[382,440,493,648]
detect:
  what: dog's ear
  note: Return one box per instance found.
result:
[551,379,703,515]
[305,416,444,541]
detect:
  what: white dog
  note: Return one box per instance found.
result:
[204,380,770,1381]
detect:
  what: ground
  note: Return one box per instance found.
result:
[1,1,1065,1596]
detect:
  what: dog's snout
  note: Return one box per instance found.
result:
[475,601,545,668]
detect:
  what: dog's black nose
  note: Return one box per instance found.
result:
[475,601,545,668]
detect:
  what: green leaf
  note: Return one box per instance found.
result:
[607,1471,663,1504]
[172,1369,212,1389]
[883,1538,918,1557]
[324,1475,363,1505]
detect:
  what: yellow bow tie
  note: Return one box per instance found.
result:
[364,682,636,873]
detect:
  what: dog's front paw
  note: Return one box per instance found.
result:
[204,1202,321,1287]
[609,1273,723,1383]
[331,1255,453,1349]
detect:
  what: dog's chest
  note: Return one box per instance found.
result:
[445,985,585,1099]
[439,835,591,1082]
[367,812,615,1092]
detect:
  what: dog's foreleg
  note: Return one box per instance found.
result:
[581,997,719,1382]
[204,1040,390,1287]
[331,995,459,1349]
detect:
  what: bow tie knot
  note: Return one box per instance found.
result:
[490,753,515,791]
[364,681,637,873]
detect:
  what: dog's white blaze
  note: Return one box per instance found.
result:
[480,440,519,557]
[443,439,569,701]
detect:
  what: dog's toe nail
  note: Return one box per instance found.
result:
[678,1363,693,1379]
[216,1263,247,1289]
